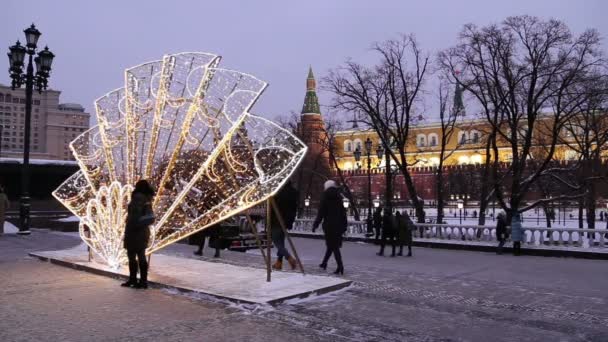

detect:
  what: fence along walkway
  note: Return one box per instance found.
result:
[292,219,608,250]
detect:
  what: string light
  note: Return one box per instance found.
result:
[52,52,307,268]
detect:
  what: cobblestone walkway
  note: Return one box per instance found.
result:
[1,230,607,341]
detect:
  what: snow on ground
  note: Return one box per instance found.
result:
[56,216,80,222]
[2,221,18,234]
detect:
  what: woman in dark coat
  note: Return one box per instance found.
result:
[377,209,397,256]
[312,180,347,275]
[495,211,507,255]
[395,211,413,257]
[122,180,155,289]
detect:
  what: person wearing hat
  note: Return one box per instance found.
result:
[312,180,347,275]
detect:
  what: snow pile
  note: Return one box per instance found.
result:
[56,216,80,222]
[1,221,19,234]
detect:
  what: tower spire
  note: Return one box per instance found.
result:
[301,66,321,115]
[452,82,465,116]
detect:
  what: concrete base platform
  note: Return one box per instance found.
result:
[29,244,351,305]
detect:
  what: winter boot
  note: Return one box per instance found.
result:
[287,256,297,270]
[272,260,282,270]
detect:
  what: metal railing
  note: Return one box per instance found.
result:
[293,219,608,249]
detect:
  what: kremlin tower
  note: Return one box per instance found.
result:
[296,67,331,200]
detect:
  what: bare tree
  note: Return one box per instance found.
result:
[559,73,608,229]
[324,35,430,222]
[434,80,460,224]
[439,16,604,221]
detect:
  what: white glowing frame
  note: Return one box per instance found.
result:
[53,52,307,268]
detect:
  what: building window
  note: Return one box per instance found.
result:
[428,134,438,147]
[458,155,470,165]
[33,100,40,105]
[353,139,363,151]
[471,131,480,143]
[458,131,468,145]
[471,154,483,164]
[564,150,578,161]
[12,98,19,103]
[344,140,352,152]
[416,134,426,147]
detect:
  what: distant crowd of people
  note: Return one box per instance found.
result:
[372,207,414,257]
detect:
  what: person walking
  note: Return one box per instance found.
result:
[511,212,523,256]
[193,223,221,258]
[377,208,396,256]
[495,211,508,255]
[395,211,413,257]
[373,207,382,244]
[0,185,9,234]
[122,180,155,289]
[270,180,299,270]
[312,180,347,275]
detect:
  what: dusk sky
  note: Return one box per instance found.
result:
[2,0,606,124]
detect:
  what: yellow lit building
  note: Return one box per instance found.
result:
[333,116,588,171]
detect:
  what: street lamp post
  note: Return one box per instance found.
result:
[304,195,310,218]
[342,197,350,209]
[354,137,375,237]
[373,196,380,209]
[457,199,464,225]
[7,24,55,235]
[376,141,392,215]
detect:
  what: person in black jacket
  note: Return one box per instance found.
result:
[122,180,155,289]
[373,207,382,244]
[312,180,347,275]
[377,208,396,256]
[270,180,299,270]
[495,211,507,255]
[395,211,413,257]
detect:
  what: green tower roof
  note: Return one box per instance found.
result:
[301,66,321,114]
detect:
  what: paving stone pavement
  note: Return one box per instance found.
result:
[1,229,607,341]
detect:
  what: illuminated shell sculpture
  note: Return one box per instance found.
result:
[53,52,307,268]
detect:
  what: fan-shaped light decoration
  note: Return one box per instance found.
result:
[53,52,307,268]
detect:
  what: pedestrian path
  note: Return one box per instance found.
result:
[29,243,352,305]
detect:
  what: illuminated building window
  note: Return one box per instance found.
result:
[564,150,578,161]
[458,155,470,165]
